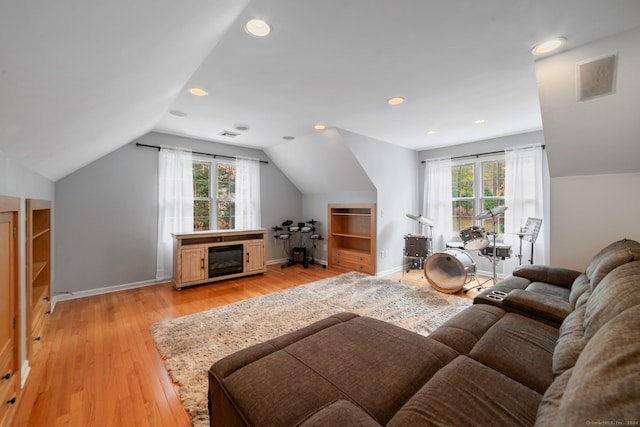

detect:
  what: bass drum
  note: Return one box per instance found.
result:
[424,249,476,294]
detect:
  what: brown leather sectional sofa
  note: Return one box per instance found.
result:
[208,239,640,426]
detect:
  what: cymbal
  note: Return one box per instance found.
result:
[405,213,434,226]
[514,231,532,237]
[475,205,508,220]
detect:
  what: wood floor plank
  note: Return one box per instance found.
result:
[11,264,345,426]
[11,264,482,426]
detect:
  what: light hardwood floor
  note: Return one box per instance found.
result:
[11,264,483,426]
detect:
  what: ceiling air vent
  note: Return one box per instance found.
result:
[577,54,617,101]
[219,130,241,138]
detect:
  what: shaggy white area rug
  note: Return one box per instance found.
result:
[150,272,472,426]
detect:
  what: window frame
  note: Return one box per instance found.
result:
[451,155,506,240]
[192,156,237,231]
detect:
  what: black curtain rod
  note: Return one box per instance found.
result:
[420,144,545,163]
[135,142,269,164]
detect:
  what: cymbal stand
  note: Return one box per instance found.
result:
[517,227,526,265]
[470,216,499,292]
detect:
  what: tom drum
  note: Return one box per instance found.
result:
[424,249,476,294]
[404,234,432,258]
[459,226,489,250]
[480,244,512,260]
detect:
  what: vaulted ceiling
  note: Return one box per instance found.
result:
[2,1,640,181]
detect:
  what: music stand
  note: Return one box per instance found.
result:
[523,218,542,264]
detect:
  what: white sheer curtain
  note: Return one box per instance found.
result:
[423,157,453,252]
[504,144,548,274]
[156,147,193,280]
[235,156,261,229]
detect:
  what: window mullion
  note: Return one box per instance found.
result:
[210,160,216,229]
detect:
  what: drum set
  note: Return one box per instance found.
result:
[405,206,515,294]
[272,219,323,268]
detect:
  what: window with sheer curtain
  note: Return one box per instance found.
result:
[191,156,261,231]
[423,145,547,275]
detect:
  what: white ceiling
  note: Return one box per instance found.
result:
[2,0,640,181]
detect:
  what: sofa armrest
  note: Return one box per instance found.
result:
[503,289,573,325]
[513,265,582,289]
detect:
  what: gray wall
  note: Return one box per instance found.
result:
[269,128,417,275]
[342,130,418,275]
[54,132,301,294]
[1,149,55,385]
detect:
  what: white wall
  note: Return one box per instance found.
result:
[536,27,640,178]
[551,173,640,270]
[0,149,55,387]
[536,28,640,269]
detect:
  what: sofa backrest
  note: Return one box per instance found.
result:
[536,260,640,426]
[584,238,640,289]
[568,238,640,308]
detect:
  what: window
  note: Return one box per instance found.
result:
[452,158,505,235]
[193,159,236,231]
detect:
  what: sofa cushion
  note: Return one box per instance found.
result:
[533,367,573,426]
[388,356,542,427]
[585,238,640,290]
[536,305,640,426]
[512,265,581,288]
[428,304,504,355]
[525,282,571,301]
[568,273,590,308]
[552,305,586,376]
[469,313,558,394]
[584,260,640,341]
[211,314,458,426]
[297,400,382,427]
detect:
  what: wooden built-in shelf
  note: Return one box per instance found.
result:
[329,203,376,274]
[26,198,51,356]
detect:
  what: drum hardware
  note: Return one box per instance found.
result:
[424,249,476,294]
[463,205,508,293]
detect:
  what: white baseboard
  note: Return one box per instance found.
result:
[21,360,30,388]
[52,278,167,305]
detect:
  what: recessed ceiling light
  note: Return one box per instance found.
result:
[387,97,405,106]
[426,130,437,135]
[245,18,271,37]
[235,124,250,131]
[473,119,486,124]
[314,124,326,130]
[282,136,295,140]
[169,110,187,117]
[532,37,566,56]
[188,87,208,97]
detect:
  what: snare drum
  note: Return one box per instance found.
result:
[424,249,476,294]
[459,226,490,250]
[480,244,512,260]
